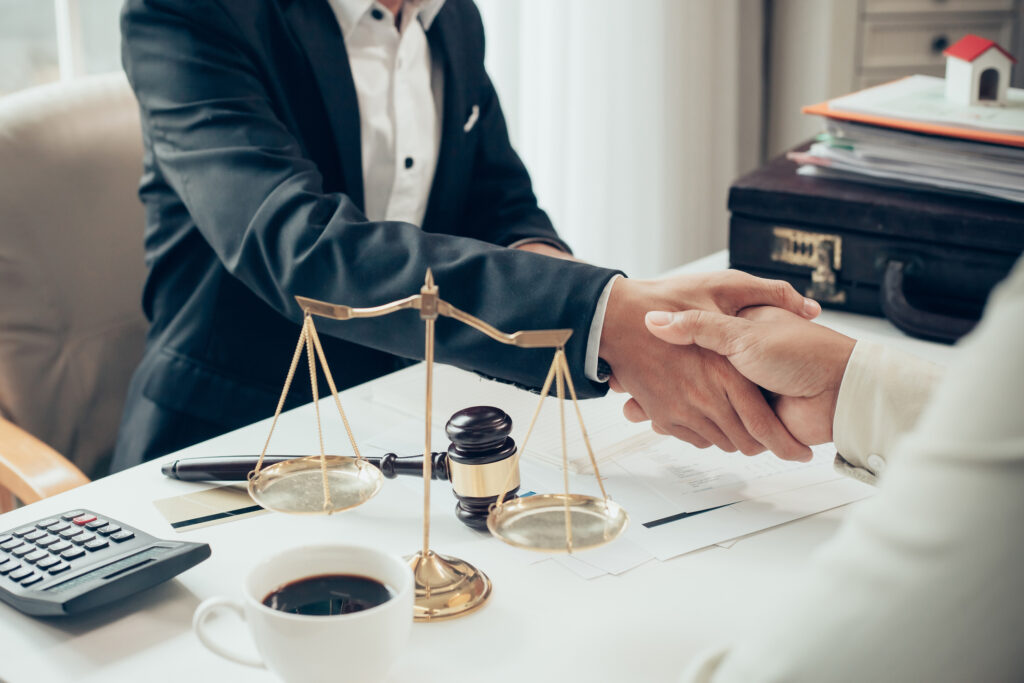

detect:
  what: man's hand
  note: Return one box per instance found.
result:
[600,271,822,462]
[643,305,856,448]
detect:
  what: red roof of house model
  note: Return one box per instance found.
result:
[943,34,1017,64]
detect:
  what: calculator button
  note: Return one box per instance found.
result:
[96,524,121,536]
[49,541,72,553]
[85,519,107,530]
[12,527,36,537]
[0,559,18,574]
[8,567,32,581]
[0,535,12,545]
[21,573,43,587]
[35,535,60,547]
[84,538,109,551]
[72,514,97,526]
[35,556,60,570]
[11,545,35,558]
[72,533,97,546]
[59,527,85,540]
[110,530,135,543]
[48,522,71,533]
[60,547,86,561]
[24,530,47,542]
[60,511,86,520]
[24,550,49,564]
[36,518,61,529]
[47,562,71,575]
[0,538,22,551]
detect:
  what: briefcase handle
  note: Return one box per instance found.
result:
[881,260,977,344]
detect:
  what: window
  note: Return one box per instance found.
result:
[0,0,123,97]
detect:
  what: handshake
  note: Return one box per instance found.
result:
[598,271,856,462]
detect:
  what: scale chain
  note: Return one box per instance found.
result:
[303,316,332,511]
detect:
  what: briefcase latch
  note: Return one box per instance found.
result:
[770,227,846,304]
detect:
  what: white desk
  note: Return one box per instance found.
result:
[0,252,957,683]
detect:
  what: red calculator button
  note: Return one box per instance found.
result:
[72,514,97,526]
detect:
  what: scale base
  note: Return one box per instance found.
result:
[406,550,491,622]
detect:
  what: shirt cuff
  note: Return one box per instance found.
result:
[585,275,622,382]
[832,340,944,479]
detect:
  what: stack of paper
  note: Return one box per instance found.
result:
[796,75,1024,203]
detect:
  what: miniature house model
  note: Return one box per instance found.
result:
[943,34,1016,107]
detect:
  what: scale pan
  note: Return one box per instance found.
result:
[487,494,628,553]
[247,456,383,515]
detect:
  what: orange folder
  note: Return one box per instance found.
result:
[802,99,1024,149]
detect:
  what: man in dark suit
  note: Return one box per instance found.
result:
[113,0,816,472]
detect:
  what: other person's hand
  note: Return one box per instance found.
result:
[643,305,855,448]
[600,272,822,461]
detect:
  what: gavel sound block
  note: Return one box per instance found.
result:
[376,405,519,530]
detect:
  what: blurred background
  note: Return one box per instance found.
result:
[2,0,1021,278]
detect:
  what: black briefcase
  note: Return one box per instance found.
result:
[727,150,1024,343]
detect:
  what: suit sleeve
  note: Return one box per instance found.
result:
[121,0,617,397]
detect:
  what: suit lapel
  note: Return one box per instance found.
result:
[282,0,365,212]
[423,7,466,232]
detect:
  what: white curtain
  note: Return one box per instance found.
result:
[477,0,764,278]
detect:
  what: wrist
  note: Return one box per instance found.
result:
[599,278,666,372]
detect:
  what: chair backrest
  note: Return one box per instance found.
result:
[0,73,147,477]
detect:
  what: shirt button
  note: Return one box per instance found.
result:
[371,8,385,20]
[866,454,886,474]
[404,157,414,169]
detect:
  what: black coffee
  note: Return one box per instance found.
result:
[262,573,393,616]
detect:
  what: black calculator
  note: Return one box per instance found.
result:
[0,509,210,617]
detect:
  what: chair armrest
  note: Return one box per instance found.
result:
[0,417,90,507]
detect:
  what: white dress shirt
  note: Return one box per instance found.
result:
[326,0,610,382]
[326,0,445,225]
[682,257,1024,682]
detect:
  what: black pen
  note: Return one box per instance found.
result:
[160,453,450,482]
[160,455,302,481]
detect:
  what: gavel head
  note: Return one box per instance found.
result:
[445,406,519,531]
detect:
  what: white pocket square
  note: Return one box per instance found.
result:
[463,105,479,133]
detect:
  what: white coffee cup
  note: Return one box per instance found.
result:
[193,544,413,683]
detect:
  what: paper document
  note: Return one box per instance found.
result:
[367,364,876,572]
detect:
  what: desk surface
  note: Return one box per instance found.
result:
[0,251,957,683]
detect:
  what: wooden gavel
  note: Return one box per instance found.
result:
[376,405,520,530]
[161,406,520,530]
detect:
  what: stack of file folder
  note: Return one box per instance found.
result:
[793,75,1024,203]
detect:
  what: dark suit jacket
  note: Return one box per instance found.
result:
[112,0,620,471]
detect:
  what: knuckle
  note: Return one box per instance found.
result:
[738,438,764,456]
[768,278,791,302]
[745,412,776,441]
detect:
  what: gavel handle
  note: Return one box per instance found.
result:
[373,452,449,481]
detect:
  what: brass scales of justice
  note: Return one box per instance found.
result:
[246,270,629,621]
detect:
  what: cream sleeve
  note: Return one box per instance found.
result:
[680,258,1024,683]
[830,340,944,484]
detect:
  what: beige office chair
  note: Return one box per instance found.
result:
[0,73,148,511]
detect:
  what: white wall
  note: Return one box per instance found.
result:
[477,0,764,278]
